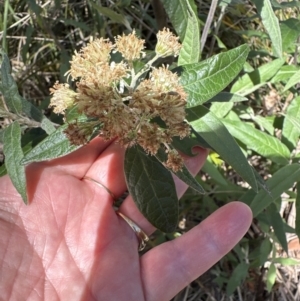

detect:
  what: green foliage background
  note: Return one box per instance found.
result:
[1,0,300,299]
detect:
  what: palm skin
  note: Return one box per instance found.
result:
[0,138,252,301]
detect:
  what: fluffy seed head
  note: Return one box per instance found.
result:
[115,30,145,61]
[49,82,76,115]
[155,28,181,58]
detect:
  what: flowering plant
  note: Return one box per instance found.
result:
[1,25,259,232]
[50,29,188,172]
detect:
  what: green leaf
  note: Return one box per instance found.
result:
[252,0,282,58]
[251,164,300,217]
[0,52,23,114]
[187,106,258,191]
[214,35,227,49]
[63,19,90,32]
[174,167,205,194]
[222,119,290,165]
[171,135,200,157]
[0,128,3,143]
[90,3,132,30]
[271,65,299,83]
[124,145,178,232]
[296,182,300,240]
[0,52,48,125]
[190,128,213,150]
[226,262,249,296]
[21,126,47,151]
[180,44,250,107]
[266,263,276,292]
[21,24,34,64]
[225,110,241,122]
[209,102,233,118]
[0,165,7,177]
[253,115,274,135]
[202,160,228,186]
[21,125,80,165]
[3,122,27,203]
[60,50,71,81]
[178,1,200,65]
[259,238,272,265]
[284,223,296,234]
[231,58,285,95]
[155,148,205,194]
[40,118,56,135]
[118,0,131,7]
[160,0,198,41]
[27,0,42,14]
[270,0,300,9]
[272,257,300,266]
[236,29,269,39]
[21,97,44,122]
[65,106,83,122]
[251,166,270,194]
[280,19,300,53]
[208,92,248,103]
[283,69,300,92]
[238,105,255,120]
[282,96,300,150]
[266,203,287,252]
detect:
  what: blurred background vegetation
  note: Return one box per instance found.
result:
[1,0,300,300]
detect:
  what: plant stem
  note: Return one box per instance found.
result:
[2,0,9,53]
[200,0,218,53]
[130,54,160,89]
[0,109,41,128]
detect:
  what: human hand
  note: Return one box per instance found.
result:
[0,138,252,301]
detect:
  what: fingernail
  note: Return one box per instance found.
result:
[191,146,205,155]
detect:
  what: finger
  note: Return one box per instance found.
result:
[141,202,252,301]
[118,147,208,235]
[82,142,127,200]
